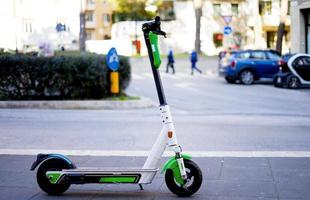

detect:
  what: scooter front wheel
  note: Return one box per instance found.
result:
[36,159,71,195]
[165,159,202,197]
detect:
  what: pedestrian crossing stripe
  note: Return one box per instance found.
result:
[132,72,215,80]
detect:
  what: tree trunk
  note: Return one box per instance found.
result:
[194,0,202,54]
[276,0,288,54]
[79,12,86,52]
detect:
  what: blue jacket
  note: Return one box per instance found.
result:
[168,50,174,63]
[191,51,198,63]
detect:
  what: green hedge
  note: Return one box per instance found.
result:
[0,54,131,100]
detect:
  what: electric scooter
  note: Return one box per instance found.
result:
[30,16,203,197]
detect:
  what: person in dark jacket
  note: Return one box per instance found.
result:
[190,50,202,75]
[166,49,175,74]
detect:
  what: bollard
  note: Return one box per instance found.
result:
[110,71,119,94]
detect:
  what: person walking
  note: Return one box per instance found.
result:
[166,49,175,74]
[190,50,202,75]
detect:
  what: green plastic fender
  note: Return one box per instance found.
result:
[161,154,192,185]
[148,31,161,69]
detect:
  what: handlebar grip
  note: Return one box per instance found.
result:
[154,16,161,25]
[142,16,166,37]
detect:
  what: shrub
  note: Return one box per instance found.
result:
[0,54,131,100]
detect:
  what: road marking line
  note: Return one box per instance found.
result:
[132,74,144,80]
[1,149,310,157]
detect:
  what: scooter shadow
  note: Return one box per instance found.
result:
[40,190,170,199]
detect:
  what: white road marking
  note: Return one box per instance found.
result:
[132,74,144,80]
[1,149,310,157]
[133,72,208,80]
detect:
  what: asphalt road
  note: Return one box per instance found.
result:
[0,56,310,199]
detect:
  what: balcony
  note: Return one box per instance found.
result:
[85,3,95,10]
[261,15,280,26]
[261,14,291,27]
[85,21,96,29]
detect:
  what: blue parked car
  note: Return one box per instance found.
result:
[218,50,238,77]
[223,50,282,84]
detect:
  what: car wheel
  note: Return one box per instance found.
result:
[239,70,254,85]
[225,77,235,84]
[273,76,283,88]
[287,75,300,89]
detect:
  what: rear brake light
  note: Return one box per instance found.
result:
[230,60,236,68]
[278,59,285,66]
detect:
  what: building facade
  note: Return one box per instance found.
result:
[109,0,291,56]
[0,0,113,52]
[83,0,113,40]
[291,0,310,53]
[184,0,291,55]
[0,0,81,52]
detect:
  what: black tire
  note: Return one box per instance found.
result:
[165,159,202,197]
[225,77,235,84]
[287,75,300,89]
[239,70,254,85]
[273,76,283,88]
[36,159,71,195]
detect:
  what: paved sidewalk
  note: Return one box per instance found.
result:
[0,97,155,110]
[1,155,310,200]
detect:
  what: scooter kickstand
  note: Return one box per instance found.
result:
[139,184,144,190]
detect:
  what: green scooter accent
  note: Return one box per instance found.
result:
[148,31,161,69]
[99,176,137,183]
[161,154,192,185]
[46,172,62,184]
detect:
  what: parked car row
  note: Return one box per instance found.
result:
[218,50,310,89]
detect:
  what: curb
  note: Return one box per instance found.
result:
[0,97,156,110]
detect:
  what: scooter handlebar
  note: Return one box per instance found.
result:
[142,16,166,37]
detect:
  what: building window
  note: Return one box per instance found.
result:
[287,0,291,15]
[213,33,223,47]
[259,0,272,16]
[104,34,111,40]
[103,14,110,26]
[86,0,95,5]
[213,4,221,17]
[231,4,239,16]
[306,12,310,53]
[86,31,94,40]
[85,11,94,22]
[267,31,277,48]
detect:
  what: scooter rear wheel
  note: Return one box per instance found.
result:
[165,159,202,197]
[36,159,71,195]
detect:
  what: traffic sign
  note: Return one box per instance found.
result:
[222,16,232,25]
[56,23,66,32]
[106,47,119,71]
[223,26,233,35]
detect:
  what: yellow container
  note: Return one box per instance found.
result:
[110,72,119,94]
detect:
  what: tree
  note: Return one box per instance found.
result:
[276,0,289,54]
[113,0,157,22]
[194,0,202,54]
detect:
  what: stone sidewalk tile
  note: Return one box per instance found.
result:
[1,155,310,199]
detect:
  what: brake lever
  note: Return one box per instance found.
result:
[153,30,167,38]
